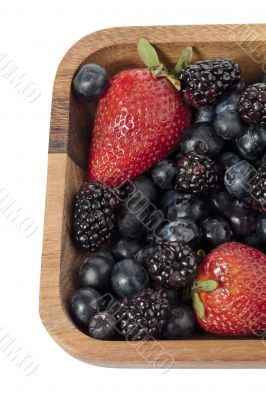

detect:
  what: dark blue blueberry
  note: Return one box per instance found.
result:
[223,200,259,237]
[160,190,181,210]
[200,217,232,248]
[257,215,266,244]
[162,304,195,339]
[260,153,266,166]
[120,175,158,203]
[215,92,240,114]
[219,152,242,170]
[72,63,110,101]
[210,192,259,236]
[156,218,200,248]
[167,194,208,222]
[79,254,114,291]
[180,123,225,158]
[243,232,264,251]
[111,259,149,298]
[112,238,141,261]
[70,288,104,328]
[236,126,265,161]
[254,125,266,146]
[134,245,156,267]
[210,191,232,214]
[194,106,215,123]
[93,250,115,266]
[151,160,177,189]
[164,288,183,305]
[214,110,244,140]
[118,204,148,239]
[224,160,256,198]
[88,312,117,340]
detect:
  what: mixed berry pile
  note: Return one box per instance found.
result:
[69,39,266,341]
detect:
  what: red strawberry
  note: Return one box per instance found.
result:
[88,68,190,186]
[192,242,266,336]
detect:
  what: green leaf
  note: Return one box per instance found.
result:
[194,279,218,293]
[192,292,205,320]
[137,38,160,68]
[172,46,193,75]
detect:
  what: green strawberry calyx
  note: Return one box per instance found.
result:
[137,38,192,91]
[192,279,218,320]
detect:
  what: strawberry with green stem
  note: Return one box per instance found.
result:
[88,39,192,187]
[192,242,266,336]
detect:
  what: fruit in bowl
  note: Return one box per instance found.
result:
[69,38,266,341]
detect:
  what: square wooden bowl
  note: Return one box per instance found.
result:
[40,24,266,368]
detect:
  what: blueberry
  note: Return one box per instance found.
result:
[167,194,208,222]
[214,110,244,140]
[210,192,259,236]
[151,160,177,189]
[112,238,141,260]
[70,288,104,328]
[253,125,266,146]
[79,255,114,291]
[210,191,232,214]
[224,200,259,237]
[88,312,117,340]
[118,205,147,239]
[121,175,158,203]
[92,250,115,266]
[145,231,156,245]
[72,63,110,101]
[215,92,240,114]
[162,304,195,339]
[236,127,265,161]
[243,232,264,251]
[134,245,156,267]
[111,259,149,298]
[160,189,180,210]
[180,123,225,158]
[201,217,232,248]
[164,288,183,305]
[219,152,242,170]
[156,218,200,248]
[257,215,266,244]
[260,153,266,166]
[224,160,256,198]
[194,106,215,123]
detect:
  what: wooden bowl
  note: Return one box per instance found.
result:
[40,24,266,368]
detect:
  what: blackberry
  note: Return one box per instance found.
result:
[249,164,266,212]
[147,243,197,289]
[178,59,241,107]
[72,181,118,251]
[116,289,169,340]
[175,152,220,195]
[237,83,266,126]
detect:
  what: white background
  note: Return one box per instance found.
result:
[0,1,265,399]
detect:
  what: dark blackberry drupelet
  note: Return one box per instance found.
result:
[178,59,241,107]
[72,181,118,251]
[116,289,169,340]
[237,83,266,126]
[148,243,197,289]
[175,152,220,195]
[249,164,266,212]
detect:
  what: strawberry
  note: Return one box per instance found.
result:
[192,242,266,336]
[88,39,191,187]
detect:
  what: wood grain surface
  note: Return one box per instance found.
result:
[40,24,266,367]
